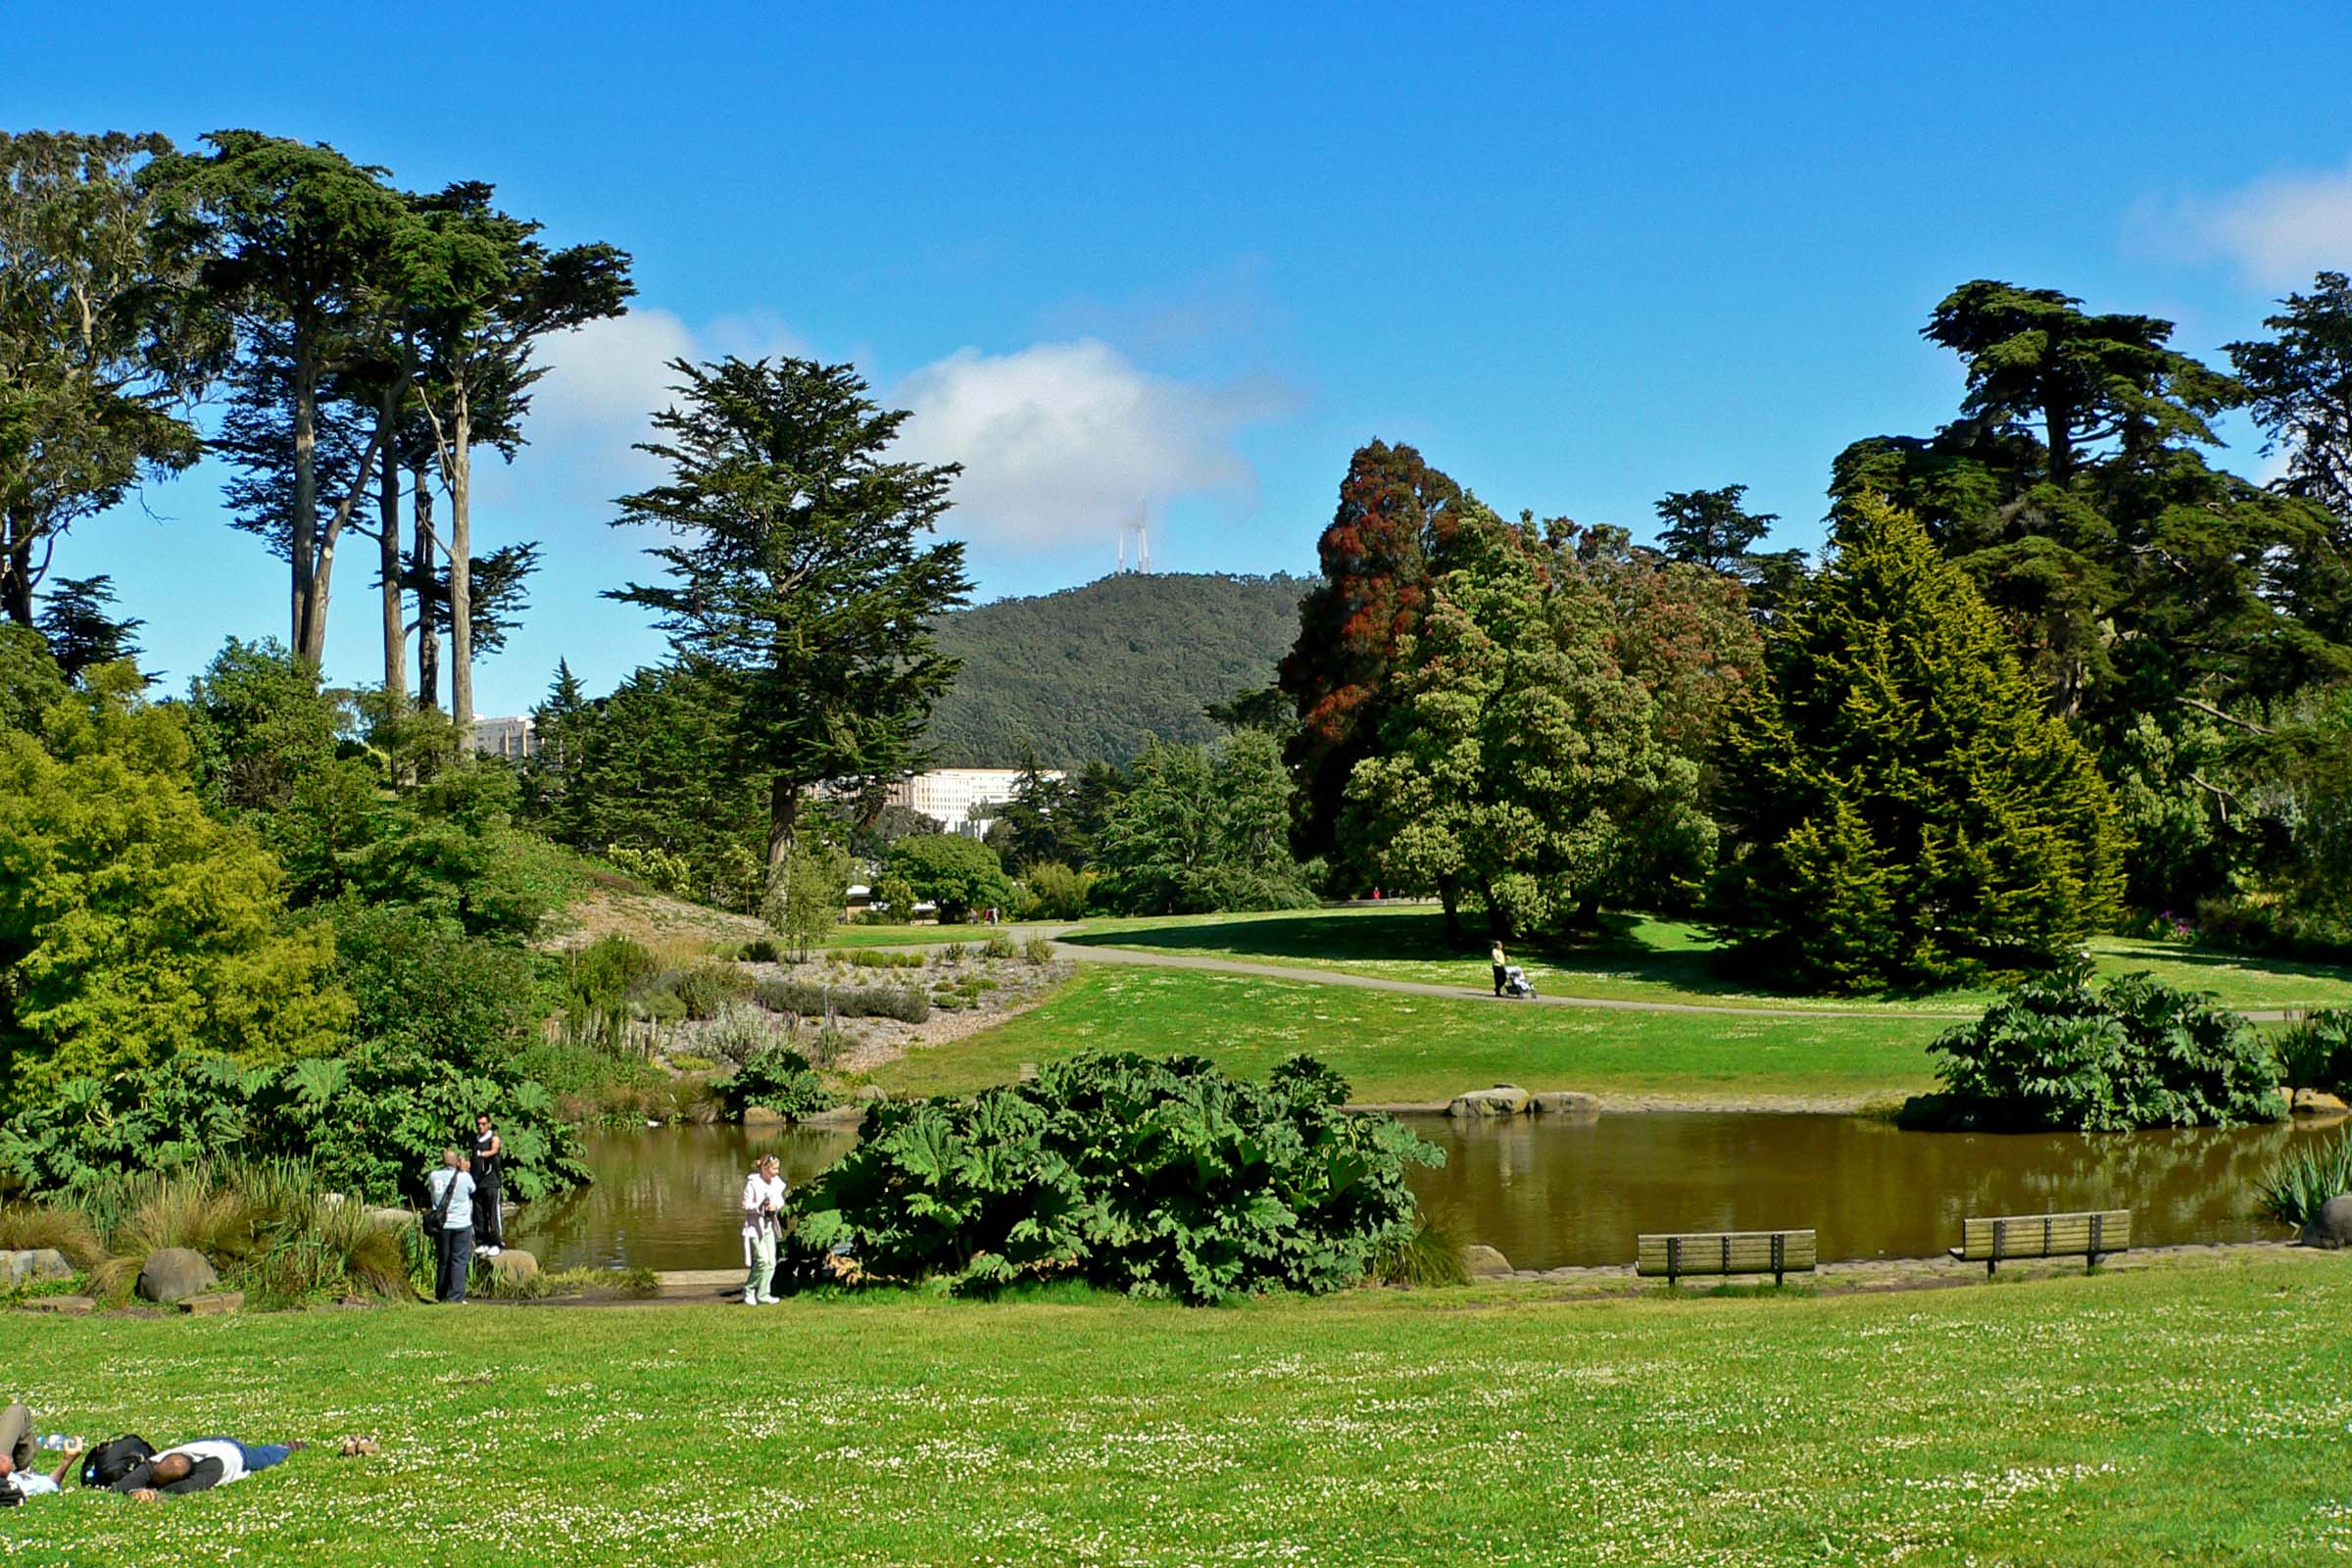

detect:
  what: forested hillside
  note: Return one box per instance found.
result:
[925,572,1313,765]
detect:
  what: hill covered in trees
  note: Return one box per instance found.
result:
[925,572,1313,765]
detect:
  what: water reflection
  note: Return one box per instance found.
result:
[1404,1111,2314,1267]
[514,1112,2322,1272]
[514,1124,856,1271]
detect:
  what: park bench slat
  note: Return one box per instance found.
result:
[1636,1229,1815,1285]
[1949,1209,2130,1275]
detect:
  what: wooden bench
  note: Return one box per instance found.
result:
[1636,1229,1815,1288]
[1949,1209,2130,1276]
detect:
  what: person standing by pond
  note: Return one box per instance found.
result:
[1490,939,1507,998]
[741,1153,788,1306]
[472,1113,505,1257]
[426,1148,476,1303]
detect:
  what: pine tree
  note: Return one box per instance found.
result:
[1713,495,2126,991]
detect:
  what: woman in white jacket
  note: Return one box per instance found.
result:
[741,1153,788,1305]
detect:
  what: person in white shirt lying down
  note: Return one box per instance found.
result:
[113,1438,305,1500]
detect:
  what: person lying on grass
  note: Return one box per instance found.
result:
[113,1439,305,1500]
[0,1401,80,1504]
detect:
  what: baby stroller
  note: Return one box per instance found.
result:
[1501,963,1535,999]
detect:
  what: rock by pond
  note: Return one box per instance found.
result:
[3,1249,74,1285]
[138,1248,219,1304]
[1446,1085,1531,1117]
[2301,1194,2352,1250]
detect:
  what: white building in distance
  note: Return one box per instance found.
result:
[469,714,538,760]
[887,767,1061,837]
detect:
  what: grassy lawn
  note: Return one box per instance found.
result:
[10,1256,2348,1565]
[866,964,1943,1105]
[822,920,1062,951]
[1063,906,2352,1013]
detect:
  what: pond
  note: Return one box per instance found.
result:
[512,1111,2322,1273]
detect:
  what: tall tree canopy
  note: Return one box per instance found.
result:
[1279,440,1492,874]
[0,130,214,625]
[1344,512,1712,939]
[1713,496,2126,992]
[609,356,970,923]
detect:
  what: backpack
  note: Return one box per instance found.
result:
[80,1435,154,1489]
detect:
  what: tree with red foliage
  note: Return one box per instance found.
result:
[1278,441,1494,880]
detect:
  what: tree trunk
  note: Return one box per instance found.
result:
[290,328,318,660]
[1438,875,1462,945]
[448,384,474,732]
[766,775,799,928]
[1,515,32,626]
[377,421,406,709]
[413,464,439,710]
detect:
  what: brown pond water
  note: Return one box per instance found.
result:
[513,1112,2323,1273]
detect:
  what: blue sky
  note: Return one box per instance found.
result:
[16,2,2352,713]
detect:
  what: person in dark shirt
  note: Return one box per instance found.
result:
[113,1438,299,1500]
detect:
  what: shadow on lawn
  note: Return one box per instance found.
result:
[1065,909,1797,1000]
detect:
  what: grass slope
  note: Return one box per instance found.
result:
[866,965,1944,1105]
[10,1257,2347,1565]
[1065,907,2352,1013]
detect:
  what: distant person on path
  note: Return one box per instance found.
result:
[113,1438,303,1500]
[472,1113,506,1256]
[0,1402,79,1501]
[426,1147,476,1303]
[1491,940,1507,998]
[741,1153,788,1305]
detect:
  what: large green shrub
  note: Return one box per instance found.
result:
[717,1047,834,1121]
[796,1053,1442,1302]
[0,1046,592,1204]
[329,903,538,1067]
[1922,960,2282,1131]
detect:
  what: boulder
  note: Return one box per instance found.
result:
[799,1103,865,1128]
[856,1085,888,1103]
[2300,1194,2352,1250]
[20,1295,93,1316]
[365,1206,415,1232]
[178,1291,244,1317]
[1461,1244,1514,1277]
[2293,1089,2351,1115]
[2,1249,74,1285]
[137,1248,219,1304]
[1446,1084,1532,1118]
[488,1250,541,1292]
[741,1104,789,1127]
[1530,1091,1600,1116]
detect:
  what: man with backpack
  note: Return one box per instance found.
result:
[425,1147,477,1303]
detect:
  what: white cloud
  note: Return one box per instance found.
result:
[892,338,1297,550]
[2161,161,2352,287]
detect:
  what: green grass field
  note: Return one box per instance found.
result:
[866,964,1944,1105]
[10,1256,2347,1566]
[1061,907,2352,1013]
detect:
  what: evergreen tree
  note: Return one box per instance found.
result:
[35,574,145,683]
[1651,484,1777,574]
[608,356,970,927]
[1712,496,2126,991]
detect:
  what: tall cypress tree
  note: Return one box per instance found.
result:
[608,357,969,924]
[1713,495,2125,991]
